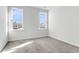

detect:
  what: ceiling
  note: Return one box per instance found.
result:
[34,6,51,10]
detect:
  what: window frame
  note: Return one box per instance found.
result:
[9,7,23,31]
[39,11,48,30]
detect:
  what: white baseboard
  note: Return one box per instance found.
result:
[0,40,8,52]
[49,35,79,48]
[9,35,48,41]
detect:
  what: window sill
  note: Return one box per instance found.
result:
[38,27,48,30]
[12,28,24,31]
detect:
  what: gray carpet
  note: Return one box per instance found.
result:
[2,36,79,53]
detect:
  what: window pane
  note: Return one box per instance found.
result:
[10,8,23,30]
[39,12,47,29]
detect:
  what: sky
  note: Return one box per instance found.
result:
[39,12,46,24]
[11,8,23,23]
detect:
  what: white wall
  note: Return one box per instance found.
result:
[8,6,48,41]
[49,6,79,47]
[0,6,8,51]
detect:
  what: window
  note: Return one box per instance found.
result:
[9,8,23,30]
[39,12,47,29]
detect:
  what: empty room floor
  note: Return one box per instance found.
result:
[2,36,79,53]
